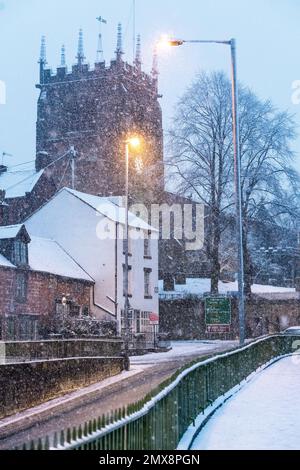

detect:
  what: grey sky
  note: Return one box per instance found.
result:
[1,0,300,168]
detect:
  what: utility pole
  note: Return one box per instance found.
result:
[70,146,77,190]
[133,0,136,61]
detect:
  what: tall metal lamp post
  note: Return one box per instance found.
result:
[158,36,245,345]
[123,137,141,370]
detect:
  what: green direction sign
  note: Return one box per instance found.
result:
[205,297,231,325]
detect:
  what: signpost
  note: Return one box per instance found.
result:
[205,296,231,334]
[149,313,159,326]
[149,313,159,348]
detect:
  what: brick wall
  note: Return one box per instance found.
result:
[0,266,93,339]
[0,267,14,314]
[13,271,91,317]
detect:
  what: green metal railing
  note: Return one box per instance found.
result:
[19,335,297,450]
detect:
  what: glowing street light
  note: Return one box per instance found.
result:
[157,35,184,49]
[158,34,245,346]
[123,136,141,370]
[127,136,141,149]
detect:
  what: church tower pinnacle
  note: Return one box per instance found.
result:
[60,44,66,67]
[38,36,47,83]
[115,23,124,61]
[134,34,142,70]
[76,29,85,65]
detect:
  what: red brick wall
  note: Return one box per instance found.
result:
[0,267,92,317]
[0,267,14,314]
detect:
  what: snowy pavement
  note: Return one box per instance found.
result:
[191,356,300,450]
[131,340,238,364]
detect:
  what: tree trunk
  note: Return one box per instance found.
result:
[243,227,253,296]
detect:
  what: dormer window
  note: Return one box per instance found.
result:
[13,240,28,266]
[0,224,30,267]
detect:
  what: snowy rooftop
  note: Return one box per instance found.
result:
[159,278,296,298]
[0,253,15,268]
[28,237,94,282]
[0,234,93,282]
[0,169,43,199]
[64,188,156,231]
[0,224,24,240]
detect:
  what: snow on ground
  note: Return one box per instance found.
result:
[159,278,295,297]
[191,356,300,450]
[131,340,237,364]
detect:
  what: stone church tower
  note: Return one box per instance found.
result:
[35,25,164,202]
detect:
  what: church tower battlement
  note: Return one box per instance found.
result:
[35,24,164,200]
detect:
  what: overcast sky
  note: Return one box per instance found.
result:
[1,0,300,169]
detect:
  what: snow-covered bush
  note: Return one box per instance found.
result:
[38,315,117,339]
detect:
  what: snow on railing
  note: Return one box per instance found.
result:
[19,334,297,451]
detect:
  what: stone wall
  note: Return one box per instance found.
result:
[1,338,123,362]
[36,59,164,200]
[159,296,300,340]
[0,356,124,418]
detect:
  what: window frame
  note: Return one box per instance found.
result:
[144,268,152,299]
[15,272,28,303]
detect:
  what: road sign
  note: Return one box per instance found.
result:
[205,296,231,325]
[149,313,159,325]
[206,325,230,334]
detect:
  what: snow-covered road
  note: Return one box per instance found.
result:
[191,356,300,450]
[131,340,238,364]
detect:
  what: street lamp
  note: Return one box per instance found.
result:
[158,35,245,345]
[61,295,68,339]
[123,136,141,370]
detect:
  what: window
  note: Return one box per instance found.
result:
[121,308,134,333]
[70,303,80,317]
[0,205,8,225]
[82,306,90,317]
[144,268,152,298]
[123,237,132,256]
[136,310,141,333]
[15,272,27,302]
[144,231,151,258]
[13,240,27,265]
[140,311,150,332]
[55,301,70,316]
[123,265,132,297]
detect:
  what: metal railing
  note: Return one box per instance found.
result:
[18,335,297,450]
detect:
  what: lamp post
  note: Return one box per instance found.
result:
[123,137,141,370]
[158,36,245,345]
[61,295,67,339]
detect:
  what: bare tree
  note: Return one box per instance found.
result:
[238,87,299,293]
[168,72,233,293]
[168,70,299,294]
